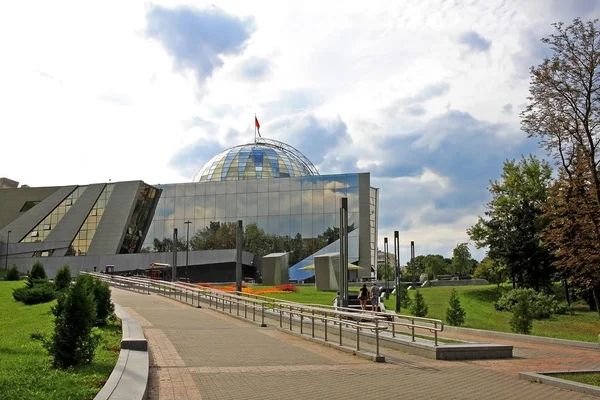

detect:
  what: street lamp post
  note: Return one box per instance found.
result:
[184,221,192,281]
[4,230,11,278]
[384,237,389,299]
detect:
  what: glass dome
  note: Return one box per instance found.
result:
[194,138,319,182]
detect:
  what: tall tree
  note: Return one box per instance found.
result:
[450,243,473,277]
[468,156,554,290]
[543,154,600,316]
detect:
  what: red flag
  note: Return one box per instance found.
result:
[255,116,261,137]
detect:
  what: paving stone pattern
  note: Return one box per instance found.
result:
[110,289,598,400]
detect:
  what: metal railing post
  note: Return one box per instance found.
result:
[392,315,396,338]
[311,310,315,338]
[300,308,304,334]
[324,314,328,342]
[411,318,415,342]
[356,324,360,351]
[237,298,240,316]
[339,314,343,346]
[375,319,381,358]
[289,309,292,330]
[434,321,438,346]
[261,303,266,327]
[280,309,283,327]
[245,301,248,318]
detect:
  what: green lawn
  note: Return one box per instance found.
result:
[552,373,600,387]
[255,284,600,342]
[0,281,121,400]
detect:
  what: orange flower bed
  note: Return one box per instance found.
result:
[195,283,297,295]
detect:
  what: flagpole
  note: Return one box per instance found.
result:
[254,114,257,144]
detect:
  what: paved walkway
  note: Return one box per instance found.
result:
[111,288,599,400]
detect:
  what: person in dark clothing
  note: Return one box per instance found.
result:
[358,284,369,311]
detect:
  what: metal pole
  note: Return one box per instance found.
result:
[172,228,178,282]
[394,231,400,312]
[4,230,10,278]
[384,238,389,299]
[411,241,415,290]
[236,220,243,293]
[184,221,192,281]
[340,197,349,307]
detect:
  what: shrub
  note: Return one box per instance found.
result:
[92,279,114,326]
[6,265,20,281]
[410,290,428,317]
[494,288,569,319]
[277,284,298,292]
[510,291,533,334]
[446,289,466,326]
[13,282,56,305]
[54,265,72,292]
[30,262,47,280]
[44,279,99,368]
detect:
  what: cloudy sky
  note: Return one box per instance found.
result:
[1,0,598,261]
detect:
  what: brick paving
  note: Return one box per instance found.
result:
[111,288,599,400]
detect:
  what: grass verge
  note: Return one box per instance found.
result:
[252,284,599,343]
[0,281,121,400]
[551,373,600,387]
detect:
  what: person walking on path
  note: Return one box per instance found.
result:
[370,282,380,313]
[358,284,369,311]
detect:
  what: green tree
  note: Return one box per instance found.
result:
[423,254,450,279]
[410,290,428,317]
[446,289,466,326]
[53,265,72,292]
[468,156,554,291]
[450,243,473,277]
[377,262,394,282]
[5,265,19,281]
[473,256,507,287]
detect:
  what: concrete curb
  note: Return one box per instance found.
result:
[443,325,599,350]
[94,303,149,400]
[519,370,600,397]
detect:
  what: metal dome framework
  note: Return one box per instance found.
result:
[194,137,320,182]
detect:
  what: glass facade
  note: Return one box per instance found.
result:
[66,184,114,256]
[20,186,88,243]
[120,184,160,254]
[194,139,319,182]
[145,173,372,279]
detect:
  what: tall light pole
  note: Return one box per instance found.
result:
[4,230,11,278]
[184,221,192,281]
[384,237,389,299]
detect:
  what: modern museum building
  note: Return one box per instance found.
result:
[0,138,379,282]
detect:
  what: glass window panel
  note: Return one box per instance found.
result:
[257,179,269,193]
[204,195,216,218]
[324,178,336,190]
[323,189,336,213]
[184,197,195,219]
[347,187,359,213]
[301,215,313,237]
[279,192,291,215]
[165,197,175,220]
[215,194,227,217]
[246,216,257,226]
[301,190,313,214]
[226,180,237,194]
[195,183,206,196]
[290,177,301,191]
[335,189,348,211]
[257,216,269,232]
[176,184,186,197]
[279,178,290,191]
[246,193,258,217]
[323,213,336,230]
[312,190,324,214]
[215,182,227,195]
[290,191,302,214]
[257,192,269,216]
[246,179,257,193]
[290,215,302,236]
[268,179,279,192]
[347,174,359,188]
[205,182,216,195]
[335,175,348,189]
[268,215,279,235]
[195,218,205,232]
[236,180,247,194]
[226,194,237,216]
[348,212,359,229]
[164,220,175,236]
[195,196,205,219]
[268,192,279,214]
[175,197,185,219]
[314,176,325,190]
[279,215,291,237]
[166,185,176,197]
[236,193,247,217]
[185,183,195,197]
[312,214,324,237]
[301,178,314,190]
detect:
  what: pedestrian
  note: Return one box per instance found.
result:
[370,281,381,313]
[333,291,341,311]
[358,284,369,311]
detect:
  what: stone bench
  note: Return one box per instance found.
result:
[94,304,149,400]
